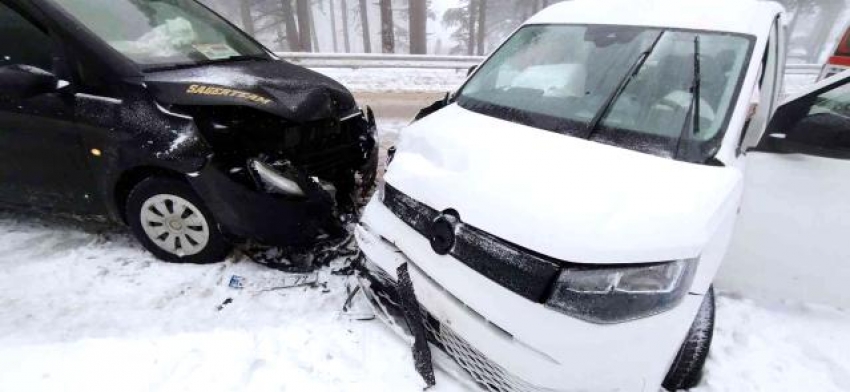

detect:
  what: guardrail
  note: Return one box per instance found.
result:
[786,63,822,75]
[279,52,823,76]
[277,52,484,70]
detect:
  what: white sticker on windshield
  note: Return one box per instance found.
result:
[193,43,240,60]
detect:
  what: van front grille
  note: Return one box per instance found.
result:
[357,260,557,392]
[423,316,558,392]
[382,184,562,302]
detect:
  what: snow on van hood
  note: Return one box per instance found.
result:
[143,60,358,122]
[384,104,743,264]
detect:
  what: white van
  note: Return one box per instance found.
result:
[355,0,850,390]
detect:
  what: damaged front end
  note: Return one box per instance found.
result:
[183,104,378,247]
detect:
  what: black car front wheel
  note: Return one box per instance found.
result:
[126,177,232,263]
[663,286,716,391]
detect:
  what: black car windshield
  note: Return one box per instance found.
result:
[457,25,754,162]
[52,0,268,70]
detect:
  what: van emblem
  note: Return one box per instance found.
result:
[429,213,458,255]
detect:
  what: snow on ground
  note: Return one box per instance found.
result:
[312,68,469,93]
[0,209,464,392]
[378,117,408,142]
[693,296,850,392]
[2,116,849,392]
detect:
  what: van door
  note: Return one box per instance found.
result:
[0,2,95,213]
[721,74,850,307]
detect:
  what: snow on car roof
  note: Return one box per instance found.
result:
[528,0,784,37]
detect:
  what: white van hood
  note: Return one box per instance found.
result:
[384,105,743,264]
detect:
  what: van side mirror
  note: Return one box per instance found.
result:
[413,92,453,122]
[467,65,478,76]
[0,65,60,99]
[762,112,850,159]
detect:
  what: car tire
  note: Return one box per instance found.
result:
[126,177,232,264]
[662,286,715,391]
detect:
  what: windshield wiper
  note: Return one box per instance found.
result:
[675,36,701,160]
[212,54,271,63]
[585,31,665,138]
[144,54,270,73]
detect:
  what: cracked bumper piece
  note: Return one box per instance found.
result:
[188,162,335,246]
[354,199,707,392]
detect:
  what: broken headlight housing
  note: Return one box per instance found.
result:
[250,159,306,197]
[545,259,698,324]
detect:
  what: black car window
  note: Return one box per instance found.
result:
[0,3,54,72]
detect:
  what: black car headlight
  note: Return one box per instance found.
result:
[545,259,698,324]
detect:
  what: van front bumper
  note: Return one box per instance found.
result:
[355,199,706,392]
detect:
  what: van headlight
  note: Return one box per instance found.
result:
[545,259,698,324]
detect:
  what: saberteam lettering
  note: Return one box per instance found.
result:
[186,84,272,105]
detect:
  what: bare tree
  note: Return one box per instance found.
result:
[379,0,395,53]
[359,0,372,52]
[281,0,301,51]
[476,0,486,55]
[295,0,313,51]
[240,0,256,35]
[309,3,320,51]
[441,0,568,55]
[341,0,352,52]
[409,0,427,54]
[466,0,477,55]
[442,0,474,54]
[329,0,339,52]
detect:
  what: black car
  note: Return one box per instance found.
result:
[0,0,377,263]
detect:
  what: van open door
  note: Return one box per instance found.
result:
[819,27,850,81]
[720,72,850,307]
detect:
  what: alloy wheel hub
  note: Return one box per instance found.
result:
[140,194,210,257]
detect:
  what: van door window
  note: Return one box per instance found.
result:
[0,3,54,72]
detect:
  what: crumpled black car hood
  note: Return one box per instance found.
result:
[143,59,358,122]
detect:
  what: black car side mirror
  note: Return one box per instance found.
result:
[0,64,60,99]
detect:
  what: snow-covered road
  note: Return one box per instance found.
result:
[1,118,849,392]
[0,215,458,392]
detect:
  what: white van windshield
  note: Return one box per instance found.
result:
[52,0,268,70]
[458,25,754,162]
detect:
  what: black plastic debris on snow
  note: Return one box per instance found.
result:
[240,221,360,273]
[396,263,437,388]
[216,298,233,311]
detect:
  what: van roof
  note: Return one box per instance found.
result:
[527,0,784,37]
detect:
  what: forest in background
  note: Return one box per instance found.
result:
[199,0,850,63]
